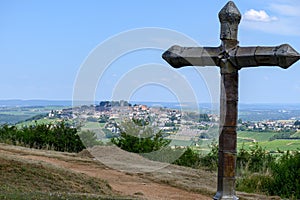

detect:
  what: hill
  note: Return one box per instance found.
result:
[0,143,280,200]
[0,144,130,200]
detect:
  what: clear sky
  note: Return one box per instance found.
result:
[0,0,300,104]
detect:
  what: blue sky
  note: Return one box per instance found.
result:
[0,0,300,104]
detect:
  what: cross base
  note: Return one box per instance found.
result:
[213,193,239,200]
[213,176,239,200]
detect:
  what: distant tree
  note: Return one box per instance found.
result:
[294,120,300,126]
[111,101,120,107]
[237,125,247,131]
[25,113,48,122]
[199,114,210,122]
[199,131,209,139]
[183,112,199,121]
[103,128,118,138]
[99,114,109,123]
[269,132,294,141]
[132,118,149,126]
[79,130,101,147]
[111,119,170,153]
[165,122,175,127]
[173,147,200,168]
[182,112,210,122]
[86,117,98,122]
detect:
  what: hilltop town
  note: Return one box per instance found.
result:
[46,100,300,147]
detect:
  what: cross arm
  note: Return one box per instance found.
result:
[162,45,221,68]
[162,44,300,69]
[231,44,300,69]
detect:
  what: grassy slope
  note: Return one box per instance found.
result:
[291,131,300,138]
[0,142,281,200]
[0,154,130,200]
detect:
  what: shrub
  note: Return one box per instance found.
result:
[173,147,200,168]
[199,140,218,170]
[0,122,85,152]
[236,173,274,194]
[237,144,300,199]
[111,119,170,153]
[79,130,102,148]
[269,151,300,198]
[237,143,275,173]
[173,140,219,170]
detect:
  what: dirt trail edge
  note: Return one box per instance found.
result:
[0,144,211,200]
[0,144,280,200]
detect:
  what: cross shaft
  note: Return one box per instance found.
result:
[162,1,300,200]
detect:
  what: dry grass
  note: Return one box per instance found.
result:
[0,143,281,200]
[0,151,134,200]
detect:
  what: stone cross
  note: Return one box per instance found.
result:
[162,1,300,199]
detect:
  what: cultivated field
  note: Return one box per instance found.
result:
[237,131,300,152]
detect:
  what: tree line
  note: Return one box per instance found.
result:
[0,122,85,152]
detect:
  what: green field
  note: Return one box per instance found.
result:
[17,118,59,127]
[237,131,300,152]
[82,122,105,129]
[195,131,300,153]
[237,131,277,142]
[237,139,300,152]
[0,106,68,125]
[291,131,300,138]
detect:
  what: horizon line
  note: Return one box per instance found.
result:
[0,99,300,105]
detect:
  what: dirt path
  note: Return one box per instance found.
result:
[23,155,210,200]
[0,144,279,200]
[0,144,211,200]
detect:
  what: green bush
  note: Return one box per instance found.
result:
[269,151,300,198]
[111,119,170,153]
[236,173,274,194]
[199,140,218,170]
[237,143,275,173]
[237,144,300,199]
[0,122,85,152]
[79,130,102,148]
[173,147,200,168]
[173,141,218,170]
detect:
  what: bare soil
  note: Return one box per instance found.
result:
[0,143,280,200]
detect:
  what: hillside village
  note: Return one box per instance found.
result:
[239,120,300,132]
[48,101,218,144]
[47,101,300,145]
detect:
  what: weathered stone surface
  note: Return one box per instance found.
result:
[218,1,241,41]
[163,44,300,70]
[162,46,220,68]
